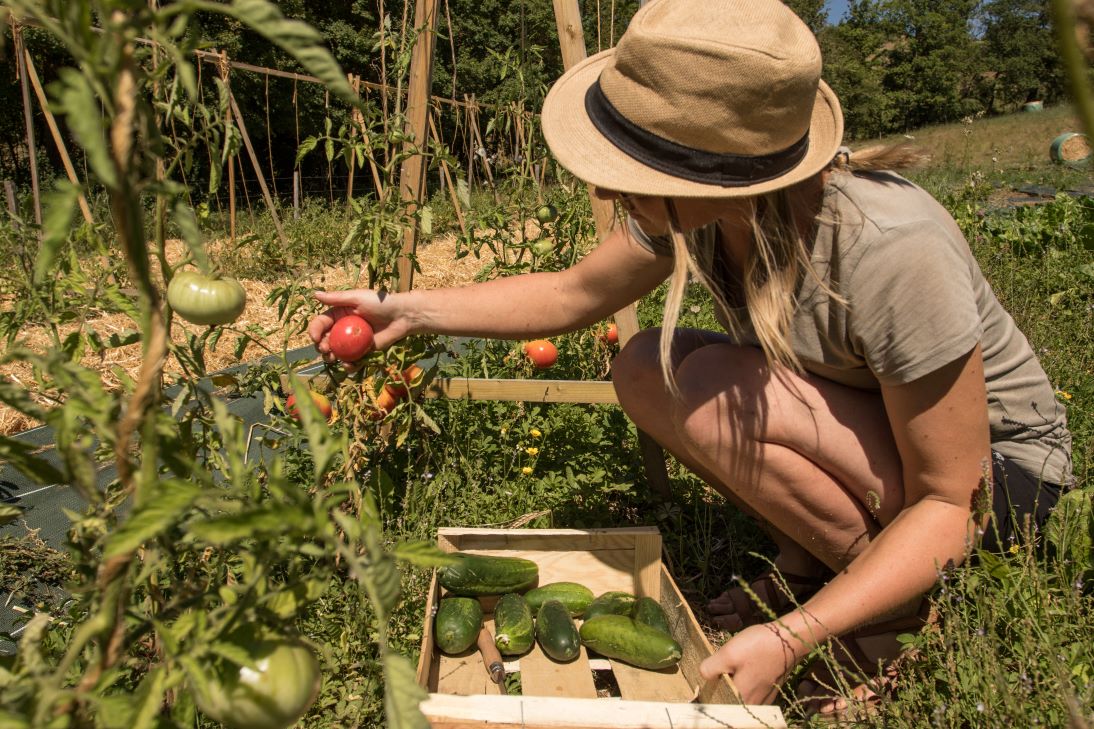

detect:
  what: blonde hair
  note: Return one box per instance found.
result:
[656,142,927,395]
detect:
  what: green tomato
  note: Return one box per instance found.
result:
[167,270,246,326]
[535,204,558,224]
[532,240,556,257]
[194,639,321,729]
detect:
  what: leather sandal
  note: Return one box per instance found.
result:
[707,567,831,631]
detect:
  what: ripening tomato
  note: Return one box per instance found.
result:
[167,270,247,326]
[192,638,321,729]
[286,391,333,421]
[328,315,375,362]
[599,322,619,346]
[386,364,424,399]
[523,339,558,369]
[370,383,401,420]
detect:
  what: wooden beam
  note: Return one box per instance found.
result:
[22,48,94,225]
[395,0,441,292]
[552,0,671,499]
[424,377,619,404]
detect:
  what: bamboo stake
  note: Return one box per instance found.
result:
[219,52,236,243]
[346,73,357,207]
[427,110,467,236]
[13,23,42,227]
[22,48,94,225]
[228,91,290,254]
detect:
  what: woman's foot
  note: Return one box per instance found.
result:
[707,558,831,631]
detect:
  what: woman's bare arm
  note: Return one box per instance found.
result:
[308,224,673,352]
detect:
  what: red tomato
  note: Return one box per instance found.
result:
[599,322,619,346]
[523,339,558,369]
[328,315,375,362]
[286,391,333,421]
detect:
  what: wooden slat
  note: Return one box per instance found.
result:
[440,527,657,551]
[421,694,788,728]
[416,572,440,687]
[609,661,693,703]
[436,617,504,696]
[519,642,597,699]
[632,531,662,601]
[659,566,738,705]
[424,377,619,404]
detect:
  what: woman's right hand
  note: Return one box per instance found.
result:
[307,289,413,361]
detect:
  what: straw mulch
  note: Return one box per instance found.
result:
[0,233,498,438]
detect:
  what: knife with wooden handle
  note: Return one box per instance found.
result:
[476,626,505,684]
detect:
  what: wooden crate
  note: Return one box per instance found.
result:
[415,527,787,728]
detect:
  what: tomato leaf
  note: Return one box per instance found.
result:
[392,541,457,569]
[0,504,23,527]
[103,481,202,559]
[173,199,211,275]
[188,504,310,545]
[51,68,117,189]
[382,652,430,729]
[0,438,66,486]
[34,183,79,285]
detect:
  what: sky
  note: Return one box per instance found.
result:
[824,0,851,24]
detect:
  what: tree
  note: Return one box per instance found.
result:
[979,0,1065,111]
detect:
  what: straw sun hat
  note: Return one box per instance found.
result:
[541,0,844,198]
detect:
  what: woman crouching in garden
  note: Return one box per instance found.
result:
[308,0,1072,716]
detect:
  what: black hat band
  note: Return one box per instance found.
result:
[585,79,810,187]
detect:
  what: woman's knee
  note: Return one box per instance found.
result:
[611,328,665,420]
[672,344,769,442]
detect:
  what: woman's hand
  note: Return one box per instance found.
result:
[699,623,804,705]
[308,289,413,359]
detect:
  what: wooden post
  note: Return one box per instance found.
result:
[293,170,300,220]
[22,48,94,225]
[228,91,290,254]
[553,0,671,499]
[395,0,441,292]
[13,24,42,227]
[4,180,18,220]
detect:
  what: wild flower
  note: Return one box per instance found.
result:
[526,447,539,456]
[521,466,533,475]
[529,428,542,438]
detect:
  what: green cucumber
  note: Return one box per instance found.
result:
[524,582,595,617]
[536,600,581,662]
[437,553,539,596]
[583,591,637,621]
[493,593,534,656]
[434,597,483,654]
[579,614,682,670]
[632,596,672,636]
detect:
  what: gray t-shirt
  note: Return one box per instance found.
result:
[629,171,1072,486]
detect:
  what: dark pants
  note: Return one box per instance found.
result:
[979,450,1064,554]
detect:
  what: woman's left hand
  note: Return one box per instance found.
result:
[699,622,803,704]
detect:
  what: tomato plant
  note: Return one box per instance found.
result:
[167,270,247,326]
[329,314,376,362]
[523,339,558,369]
[193,637,322,729]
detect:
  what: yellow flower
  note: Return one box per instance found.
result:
[1055,390,1073,401]
[500,427,508,436]
[521,466,533,475]
[525,447,539,456]
[1008,543,1020,555]
[530,428,542,438]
